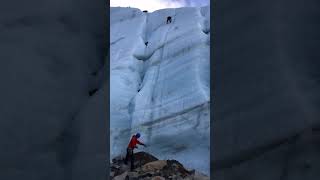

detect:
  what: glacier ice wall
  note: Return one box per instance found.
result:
[110,6,210,175]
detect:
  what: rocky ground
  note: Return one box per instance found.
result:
[110,152,209,180]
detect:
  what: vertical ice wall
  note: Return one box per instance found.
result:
[110,7,146,157]
[110,6,210,175]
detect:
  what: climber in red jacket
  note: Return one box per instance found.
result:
[124,133,147,170]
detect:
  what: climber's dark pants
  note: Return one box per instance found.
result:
[124,148,134,170]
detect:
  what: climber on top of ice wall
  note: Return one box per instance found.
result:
[166,16,172,24]
[124,133,147,170]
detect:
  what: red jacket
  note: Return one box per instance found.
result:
[127,135,144,149]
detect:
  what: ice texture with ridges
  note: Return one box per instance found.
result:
[110,6,210,175]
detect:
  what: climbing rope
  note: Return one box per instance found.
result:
[139,9,178,142]
[159,8,177,111]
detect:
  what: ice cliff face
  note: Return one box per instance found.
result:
[110,6,210,174]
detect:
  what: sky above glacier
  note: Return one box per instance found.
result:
[110,0,210,12]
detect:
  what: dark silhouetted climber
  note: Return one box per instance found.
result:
[166,16,172,24]
[124,133,147,170]
[143,10,148,13]
[89,88,98,96]
[145,41,148,46]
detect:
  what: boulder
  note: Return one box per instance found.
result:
[113,171,129,180]
[133,152,159,167]
[151,176,165,180]
[142,160,167,172]
[110,152,210,180]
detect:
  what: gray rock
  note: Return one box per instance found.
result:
[110,152,209,180]
[151,176,165,180]
[113,171,129,180]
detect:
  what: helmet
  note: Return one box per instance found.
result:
[136,133,141,138]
